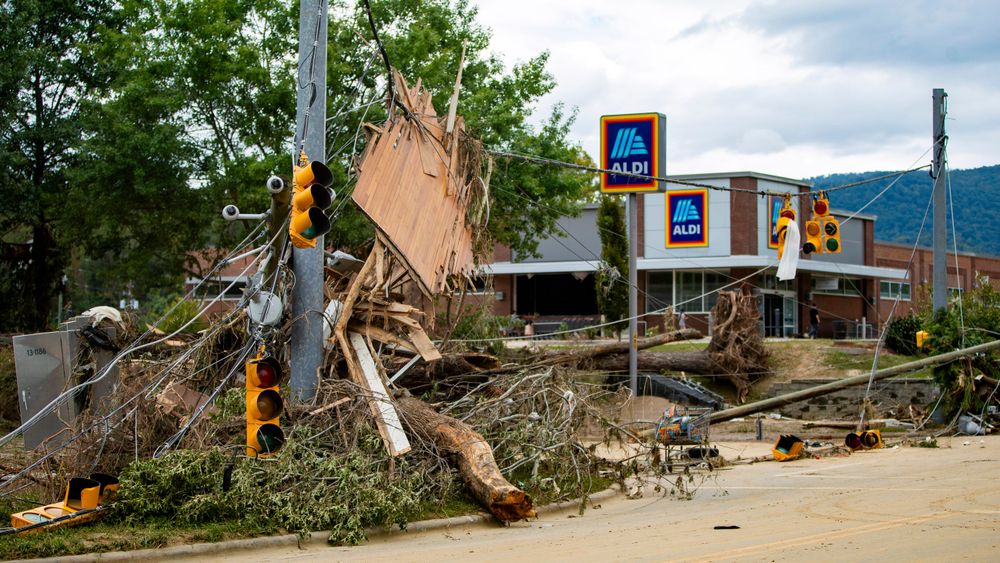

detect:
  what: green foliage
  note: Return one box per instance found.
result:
[885,313,921,356]
[595,196,628,336]
[0,344,18,428]
[111,433,423,544]
[145,296,207,335]
[921,276,1000,416]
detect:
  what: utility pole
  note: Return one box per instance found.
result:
[627,193,638,395]
[932,88,948,313]
[290,0,328,403]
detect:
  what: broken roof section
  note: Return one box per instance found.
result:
[352,69,489,297]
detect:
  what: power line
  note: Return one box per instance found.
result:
[489,149,931,199]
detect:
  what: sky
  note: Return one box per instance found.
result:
[472,0,1000,179]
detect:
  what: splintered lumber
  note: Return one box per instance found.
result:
[348,332,411,456]
[709,338,1000,424]
[396,396,536,522]
[352,70,483,296]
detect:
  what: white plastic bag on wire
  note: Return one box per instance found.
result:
[776,221,800,281]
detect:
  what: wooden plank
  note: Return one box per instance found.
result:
[407,324,442,362]
[349,332,411,456]
[346,320,416,353]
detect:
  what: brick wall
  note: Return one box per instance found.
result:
[729,177,758,255]
[766,378,940,420]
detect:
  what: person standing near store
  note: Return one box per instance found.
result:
[808,302,820,339]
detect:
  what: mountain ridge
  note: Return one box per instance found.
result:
[807,164,1000,256]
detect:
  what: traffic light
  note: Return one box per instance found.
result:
[802,220,822,255]
[845,429,883,451]
[289,158,334,249]
[775,196,796,261]
[10,473,117,532]
[809,192,841,254]
[246,351,285,457]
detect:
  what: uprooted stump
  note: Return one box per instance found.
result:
[397,396,536,522]
[589,291,768,403]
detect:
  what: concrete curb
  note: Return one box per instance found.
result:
[15,485,622,562]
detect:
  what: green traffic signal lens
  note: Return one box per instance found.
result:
[256,424,285,454]
[826,239,839,252]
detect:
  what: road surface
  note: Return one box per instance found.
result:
[199,437,1000,562]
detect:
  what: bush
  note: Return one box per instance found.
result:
[885,313,921,355]
[144,296,207,335]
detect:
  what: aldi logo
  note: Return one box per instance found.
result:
[666,189,708,248]
[600,113,666,193]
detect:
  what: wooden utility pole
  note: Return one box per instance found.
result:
[290,0,328,403]
[932,89,948,312]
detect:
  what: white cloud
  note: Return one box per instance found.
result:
[473,0,1000,177]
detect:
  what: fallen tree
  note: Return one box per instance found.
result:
[397,395,535,522]
[580,291,768,402]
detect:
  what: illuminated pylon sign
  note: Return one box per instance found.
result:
[600,113,667,193]
[665,189,708,248]
[246,350,285,457]
[289,155,334,249]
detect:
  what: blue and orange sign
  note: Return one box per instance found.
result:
[767,195,783,249]
[665,189,708,248]
[600,113,666,193]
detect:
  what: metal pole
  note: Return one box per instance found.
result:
[709,338,1000,424]
[932,88,948,313]
[628,192,638,395]
[290,0,328,403]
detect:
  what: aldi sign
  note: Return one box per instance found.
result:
[665,189,708,248]
[600,113,666,193]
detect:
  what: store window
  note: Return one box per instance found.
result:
[646,272,673,313]
[879,281,911,301]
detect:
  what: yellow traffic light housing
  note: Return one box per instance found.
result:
[10,474,118,533]
[289,157,334,249]
[821,216,842,253]
[775,195,796,261]
[246,352,285,457]
[845,429,883,451]
[802,220,822,254]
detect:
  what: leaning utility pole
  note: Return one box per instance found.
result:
[290,0,328,403]
[932,88,948,313]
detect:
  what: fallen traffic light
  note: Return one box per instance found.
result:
[289,158,334,249]
[246,352,285,457]
[845,429,882,451]
[9,474,118,534]
[772,434,804,462]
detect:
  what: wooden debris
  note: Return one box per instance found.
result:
[397,396,535,522]
[351,69,487,296]
[348,332,411,457]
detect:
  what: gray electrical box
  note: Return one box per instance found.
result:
[12,317,119,450]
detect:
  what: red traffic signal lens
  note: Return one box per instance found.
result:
[814,200,828,215]
[254,389,283,421]
[255,361,279,388]
[845,432,862,450]
[256,423,285,454]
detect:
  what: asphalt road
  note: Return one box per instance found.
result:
[199,437,1000,562]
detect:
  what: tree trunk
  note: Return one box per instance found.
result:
[590,351,717,373]
[396,396,535,522]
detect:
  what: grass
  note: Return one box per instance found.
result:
[822,348,932,378]
[0,469,615,560]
